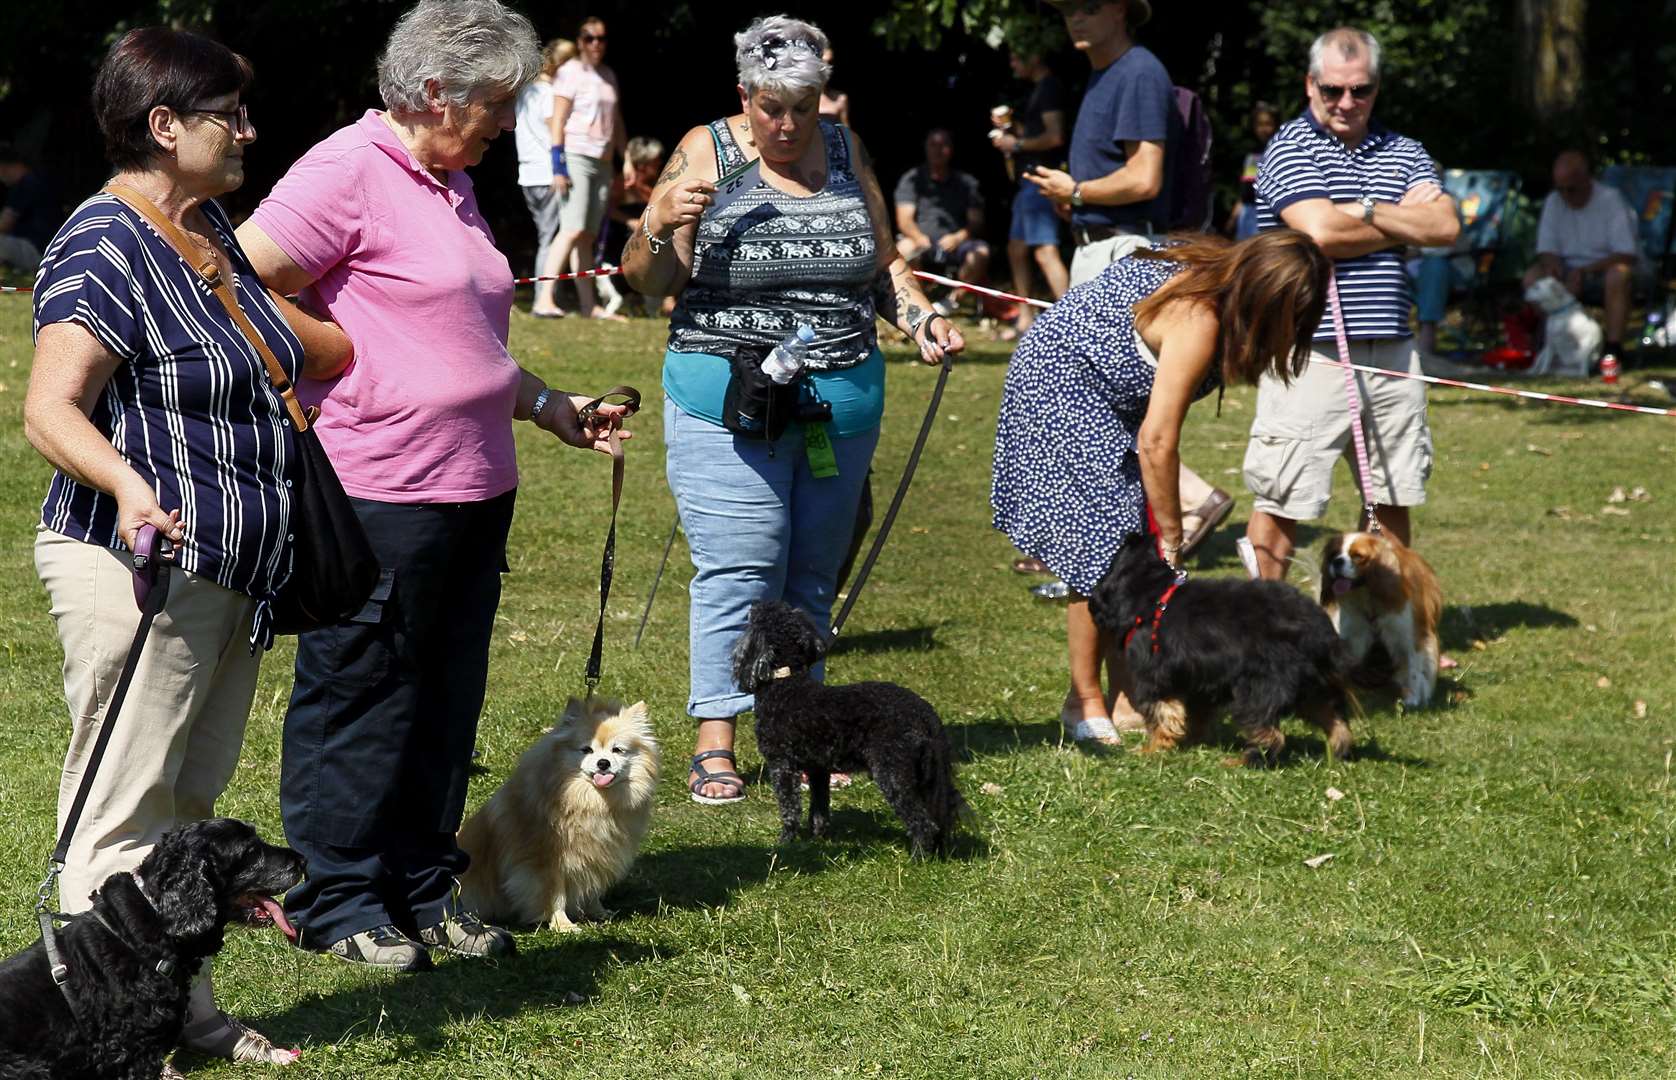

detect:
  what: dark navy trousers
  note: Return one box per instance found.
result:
[280,491,514,949]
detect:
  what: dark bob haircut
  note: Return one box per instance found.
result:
[93,27,253,171]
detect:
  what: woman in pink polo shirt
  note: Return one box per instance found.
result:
[236,0,629,974]
[532,14,627,319]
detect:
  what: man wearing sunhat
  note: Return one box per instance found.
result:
[1026,0,1234,561]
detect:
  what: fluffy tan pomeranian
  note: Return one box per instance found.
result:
[457,697,659,932]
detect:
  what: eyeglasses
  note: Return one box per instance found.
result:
[580,32,606,43]
[183,103,252,135]
[1059,0,1113,15]
[1313,81,1376,103]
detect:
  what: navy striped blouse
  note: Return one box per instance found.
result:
[32,194,300,598]
[1254,111,1438,342]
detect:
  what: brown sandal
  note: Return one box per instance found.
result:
[1179,489,1235,559]
[1011,556,1052,575]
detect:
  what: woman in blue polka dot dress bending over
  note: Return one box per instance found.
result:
[992,231,1331,744]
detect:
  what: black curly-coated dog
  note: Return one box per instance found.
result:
[1088,534,1355,766]
[0,818,305,1080]
[733,601,965,857]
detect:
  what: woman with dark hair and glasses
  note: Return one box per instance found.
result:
[21,25,344,1069]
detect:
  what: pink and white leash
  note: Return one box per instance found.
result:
[1326,274,1383,533]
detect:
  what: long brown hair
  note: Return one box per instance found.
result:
[1132,230,1331,386]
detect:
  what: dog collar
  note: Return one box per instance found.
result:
[770,666,794,680]
[1123,571,1188,654]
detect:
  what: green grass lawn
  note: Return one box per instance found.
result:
[0,297,1672,1078]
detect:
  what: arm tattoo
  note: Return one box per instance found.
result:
[657,148,690,186]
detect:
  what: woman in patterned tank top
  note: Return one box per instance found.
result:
[623,14,965,806]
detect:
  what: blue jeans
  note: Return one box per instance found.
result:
[664,399,879,718]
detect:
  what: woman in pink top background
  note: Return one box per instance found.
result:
[235,0,630,974]
[533,15,627,319]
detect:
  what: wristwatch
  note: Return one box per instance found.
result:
[1360,194,1375,223]
[1070,183,1085,210]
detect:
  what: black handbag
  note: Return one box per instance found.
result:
[722,343,800,441]
[104,183,379,638]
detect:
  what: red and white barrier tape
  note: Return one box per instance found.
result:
[7,267,1671,418]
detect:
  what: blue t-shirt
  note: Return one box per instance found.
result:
[1255,111,1439,341]
[663,347,885,439]
[1068,45,1174,232]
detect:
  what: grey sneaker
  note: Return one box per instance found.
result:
[417,909,517,959]
[324,923,432,972]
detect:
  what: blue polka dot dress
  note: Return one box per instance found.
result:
[991,254,1220,596]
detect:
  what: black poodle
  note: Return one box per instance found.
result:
[1088,534,1355,766]
[0,818,305,1080]
[733,601,966,857]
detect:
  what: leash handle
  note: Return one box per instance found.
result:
[1326,275,1382,533]
[830,350,953,639]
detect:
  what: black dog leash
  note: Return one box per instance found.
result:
[830,349,954,638]
[36,524,174,1006]
[577,386,640,694]
[634,513,680,650]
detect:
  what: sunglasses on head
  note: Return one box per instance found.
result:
[1314,81,1376,103]
[581,32,606,43]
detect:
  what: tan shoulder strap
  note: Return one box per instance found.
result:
[103,182,310,433]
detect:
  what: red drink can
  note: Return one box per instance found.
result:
[1600,354,1620,384]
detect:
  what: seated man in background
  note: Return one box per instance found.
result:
[0,143,59,273]
[1523,149,1638,365]
[895,129,990,312]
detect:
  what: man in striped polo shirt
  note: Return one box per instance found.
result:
[1242,26,1459,580]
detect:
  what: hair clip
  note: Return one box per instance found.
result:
[749,35,815,70]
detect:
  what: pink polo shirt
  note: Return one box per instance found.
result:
[249,110,522,503]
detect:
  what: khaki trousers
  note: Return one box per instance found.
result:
[35,528,261,912]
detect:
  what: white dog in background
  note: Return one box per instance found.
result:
[1524,276,1602,377]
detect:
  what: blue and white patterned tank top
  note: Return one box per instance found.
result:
[667,118,877,370]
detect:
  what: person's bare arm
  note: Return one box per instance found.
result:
[235,221,353,380]
[1279,198,1393,259]
[849,130,963,365]
[1136,302,1219,565]
[1356,183,1459,247]
[894,203,928,250]
[620,125,715,297]
[24,322,184,548]
[1025,139,1165,207]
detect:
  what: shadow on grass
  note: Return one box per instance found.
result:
[1189,521,1333,573]
[828,623,940,656]
[237,934,661,1058]
[949,718,1062,763]
[616,840,850,914]
[1441,600,1578,651]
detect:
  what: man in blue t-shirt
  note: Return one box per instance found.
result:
[1241,27,1458,582]
[0,143,58,272]
[1026,0,1173,287]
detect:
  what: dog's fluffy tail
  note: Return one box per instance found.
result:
[920,732,968,853]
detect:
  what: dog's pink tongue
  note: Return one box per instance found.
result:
[592,772,615,788]
[1332,578,1353,596]
[259,897,297,941]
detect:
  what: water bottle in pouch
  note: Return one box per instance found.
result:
[762,324,816,384]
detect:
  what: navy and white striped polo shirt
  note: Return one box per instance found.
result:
[33,194,301,598]
[1255,111,1438,341]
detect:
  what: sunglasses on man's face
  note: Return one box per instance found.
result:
[581,32,606,44]
[1314,81,1376,104]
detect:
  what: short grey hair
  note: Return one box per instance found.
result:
[378,0,541,113]
[1308,26,1381,83]
[734,15,830,98]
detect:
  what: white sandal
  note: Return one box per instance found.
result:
[180,1012,299,1065]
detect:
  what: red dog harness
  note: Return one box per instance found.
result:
[1123,571,1188,654]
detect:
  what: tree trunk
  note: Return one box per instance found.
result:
[1517,0,1587,122]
